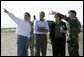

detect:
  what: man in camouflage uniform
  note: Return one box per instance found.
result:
[29,15,36,56]
[50,10,81,56]
[29,21,34,56]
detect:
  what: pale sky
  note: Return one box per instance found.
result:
[1,1,83,28]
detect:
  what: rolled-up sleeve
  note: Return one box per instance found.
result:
[45,21,49,31]
[33,20,38,32]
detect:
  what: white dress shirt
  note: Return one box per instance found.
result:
[7,12,31,38]
[33,19,49,34]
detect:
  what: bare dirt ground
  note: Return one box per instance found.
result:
[1,31,83,56]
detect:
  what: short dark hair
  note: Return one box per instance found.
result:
[55,13,63,20]
[68,10,77,16]
[25,12,30,17]
[40,11,45,16]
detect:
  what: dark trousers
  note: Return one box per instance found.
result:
[35,34,47,56]
[52,37,66,56]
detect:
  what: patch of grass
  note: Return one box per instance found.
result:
[1,28,15,32]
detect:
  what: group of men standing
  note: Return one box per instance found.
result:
[3,8,81,56]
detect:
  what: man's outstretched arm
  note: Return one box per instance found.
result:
[3,8,22,24]
[49,10,68,21]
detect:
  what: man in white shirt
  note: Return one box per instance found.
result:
[3,8,31,56]
[34,11,49,56]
